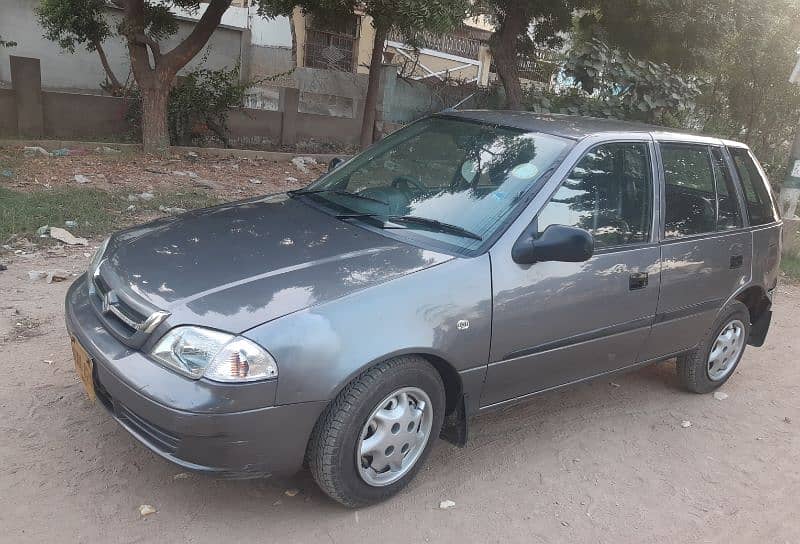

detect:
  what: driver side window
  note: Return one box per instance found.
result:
[536,142,654,249]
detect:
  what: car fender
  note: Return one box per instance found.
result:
[243,254,493,407]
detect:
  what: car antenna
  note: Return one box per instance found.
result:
[440,93,476,113]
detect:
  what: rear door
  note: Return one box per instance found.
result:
[483,138,661,407]
[640,142,752,360]
[727,146,782,295]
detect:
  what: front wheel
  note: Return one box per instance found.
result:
[676,301,751,393]
[307,356,445,508]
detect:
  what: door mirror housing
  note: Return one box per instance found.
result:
[512,224,594,265]
[328,157,345,172]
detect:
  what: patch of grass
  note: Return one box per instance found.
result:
[0,187,122,241]
[781,253,800,282]
[0,187,220,242]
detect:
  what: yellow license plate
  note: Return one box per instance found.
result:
[71,337,95,403]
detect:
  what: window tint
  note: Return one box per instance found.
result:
[662,144,716,237]
[537,143,653,249]
[729,147,778,226]
[711,147,743,231]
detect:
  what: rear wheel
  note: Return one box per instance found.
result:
[676,301,750,393]
[308,356,445,508]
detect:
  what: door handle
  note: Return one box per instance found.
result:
[629,272,649,290]
[730,255,744,269]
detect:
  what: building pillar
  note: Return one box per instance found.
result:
[10,56,44,138]
[280,86,299,146]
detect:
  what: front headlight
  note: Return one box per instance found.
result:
[88,236,110,277]
[150,326,278,382]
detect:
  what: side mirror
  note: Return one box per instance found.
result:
[328,157,344,172]
[512,224,594,265]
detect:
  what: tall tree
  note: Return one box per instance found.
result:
[478,0,585,110]
[37,0,235,153]
[260,0,469,148]
[697,0,800,177]
[577,0,733,73]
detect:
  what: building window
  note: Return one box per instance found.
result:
[304,15,359,72]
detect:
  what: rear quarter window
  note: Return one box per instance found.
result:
[728,147,779,226]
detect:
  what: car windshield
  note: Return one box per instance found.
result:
[296,117,572,253]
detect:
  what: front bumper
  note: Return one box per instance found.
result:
[65,275,326,478]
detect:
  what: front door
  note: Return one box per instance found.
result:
[483,141,661,407]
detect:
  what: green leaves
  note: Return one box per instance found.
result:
[36,0,111,52]
[127,63,250,147]
[524,39,703,125]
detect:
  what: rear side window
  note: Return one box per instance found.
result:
[536,142,653,249]
[711,147,743,231]
[729,147,778,226]
[661,144,716,237]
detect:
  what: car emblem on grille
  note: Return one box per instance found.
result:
[100,289,170,334]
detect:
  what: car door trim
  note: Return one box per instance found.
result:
[497,315,654,362]
[654,297,725,325]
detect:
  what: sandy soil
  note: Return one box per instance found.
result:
[1,244,799,543]
[0,144,326,202]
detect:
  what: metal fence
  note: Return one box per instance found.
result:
[387,29,482,60]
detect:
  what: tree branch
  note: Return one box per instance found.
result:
[92,38,123,93]
[137,32,162,64]
[161,0,232,74]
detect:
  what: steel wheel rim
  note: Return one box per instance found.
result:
[356,387,434,487]
[707,319,745,381]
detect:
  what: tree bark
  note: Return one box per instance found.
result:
[489,6,529,111]
[360,22,388,150]
[141,86,171,153]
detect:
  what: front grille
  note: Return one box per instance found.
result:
[91,275,148,337]
[93,369,181,454]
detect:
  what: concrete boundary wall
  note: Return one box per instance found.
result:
[1,56,367,148]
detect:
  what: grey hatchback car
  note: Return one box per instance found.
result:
[65,112,781,507]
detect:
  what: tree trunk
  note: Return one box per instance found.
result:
[489,8,528,111]
[360,23,388,150]
[142,85,170,154]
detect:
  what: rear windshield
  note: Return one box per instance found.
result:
[298,117,573,254]
[728,147,779,226]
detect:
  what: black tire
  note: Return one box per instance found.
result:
[307,356,445,508]
[676,300,751,394]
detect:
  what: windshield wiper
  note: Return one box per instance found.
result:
[336,213,381,219]
[289,188,388,205]
[385,215,483,241]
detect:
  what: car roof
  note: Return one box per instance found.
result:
[436,110,747,147]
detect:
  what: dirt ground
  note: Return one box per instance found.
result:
[1,157,799,542]
[0,244,798,544]
[1,144,326,202]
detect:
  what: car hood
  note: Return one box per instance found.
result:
[99,194,452,333]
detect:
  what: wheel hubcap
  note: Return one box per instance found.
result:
[356,387,433,487]
[707,319,745,381]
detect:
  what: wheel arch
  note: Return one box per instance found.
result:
[328,348,465,418]
[733,284,771,325]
